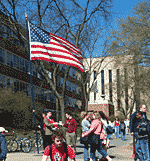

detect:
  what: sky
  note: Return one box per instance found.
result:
[90,0,147,58]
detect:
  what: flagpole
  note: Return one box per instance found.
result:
[25,10,39,154]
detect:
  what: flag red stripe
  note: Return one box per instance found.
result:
[50,35,82,58]
[50,40,82,59]
[50,33,80,52]
[31,57,84,72]
[31,51,84,67]
[31,45,82,61]
[50,36,81,55]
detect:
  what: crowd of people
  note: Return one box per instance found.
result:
[0,104,150,161]
[40,109,131,161]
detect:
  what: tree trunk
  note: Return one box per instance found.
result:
[56,98,59,122]
[85,98,88,112]
[59,97,65,124]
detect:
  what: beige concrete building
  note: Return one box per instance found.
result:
[83,55,149,117]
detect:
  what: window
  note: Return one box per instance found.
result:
[124,68,128,111]
[101,70,104,95]
[109,70,112,102]
[32,64,37,77]
[6,51,12,66]
[0,48,4,63]
[14,80,20,92]
[3,76,8,88]
[117,69,120,109]
[94,92,96,101]
[20,58,24,71]
[24,60,29,73]
[6,27,11,38]
[94,71,96,80]
[14,55,19,69]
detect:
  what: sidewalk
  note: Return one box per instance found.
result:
[6,153,84,161]
[107,138,134,161]
[6,135,135,161]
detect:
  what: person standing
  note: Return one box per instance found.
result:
[81,111,91,161]
[62,112,77,154]
[33,110,46,150]
[82,113,112,161]
[44,110,58,147]
[119,120,126,141]
[130,104,148,161]
[106,120,114,148]
[0,127,7,161]
[113,118,120,139]
[126,119,130,135]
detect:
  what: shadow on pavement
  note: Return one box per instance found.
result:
[109,145,116,148]
[76,152,83,155]
[76,145,84,148]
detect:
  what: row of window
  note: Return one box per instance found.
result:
[59,64,82,81]
[64,95,81,108]
[57,76,82,95]
[0,47,83,91]
[0,47,43,79]
[0,74,55,102]
[65,80,82,95]
[69,67,82,81]
[0,74,81,107]
[0,21,26,48]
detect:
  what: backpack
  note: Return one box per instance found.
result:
[138,120,148,138]
[49,142,68,161]
[106,126,114,134]
[120,123,125,131]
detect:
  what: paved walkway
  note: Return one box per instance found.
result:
[6,134,135,161]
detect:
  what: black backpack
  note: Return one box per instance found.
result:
[49,142,68,161]
[138,120,148,138]
[120,123,125,131]
[106,126,114,134]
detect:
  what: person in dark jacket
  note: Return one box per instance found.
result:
[33,110,46,150]
[0,127,7,161]
[130,104,148,161]
[119,120,126,141]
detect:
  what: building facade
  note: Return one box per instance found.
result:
[83,55,149,117]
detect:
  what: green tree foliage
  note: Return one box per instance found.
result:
[0,87,43,130]
[108,1,150,65]
[108,1,150,118]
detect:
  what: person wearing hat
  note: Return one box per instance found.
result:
[0,127,7,161]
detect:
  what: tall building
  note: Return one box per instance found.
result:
[0,11,84,124]
[83,55,149,117]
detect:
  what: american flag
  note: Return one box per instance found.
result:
[28,22,84,72]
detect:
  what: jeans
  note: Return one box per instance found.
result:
[136,137,149,161]
[45,135,52,147]
[83,143,90,161]
[120,131,125,141]
[134,132,140,160]
[90,139,108,161]
[115,126,119,138]
[107,134,111,139]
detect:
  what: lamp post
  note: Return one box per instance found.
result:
[101,95,105,113]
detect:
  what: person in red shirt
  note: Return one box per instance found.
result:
[113,118,120,139]
[62,112,77,154]
[42,129,76,161]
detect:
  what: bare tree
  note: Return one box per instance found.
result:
[0,0,113,123]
